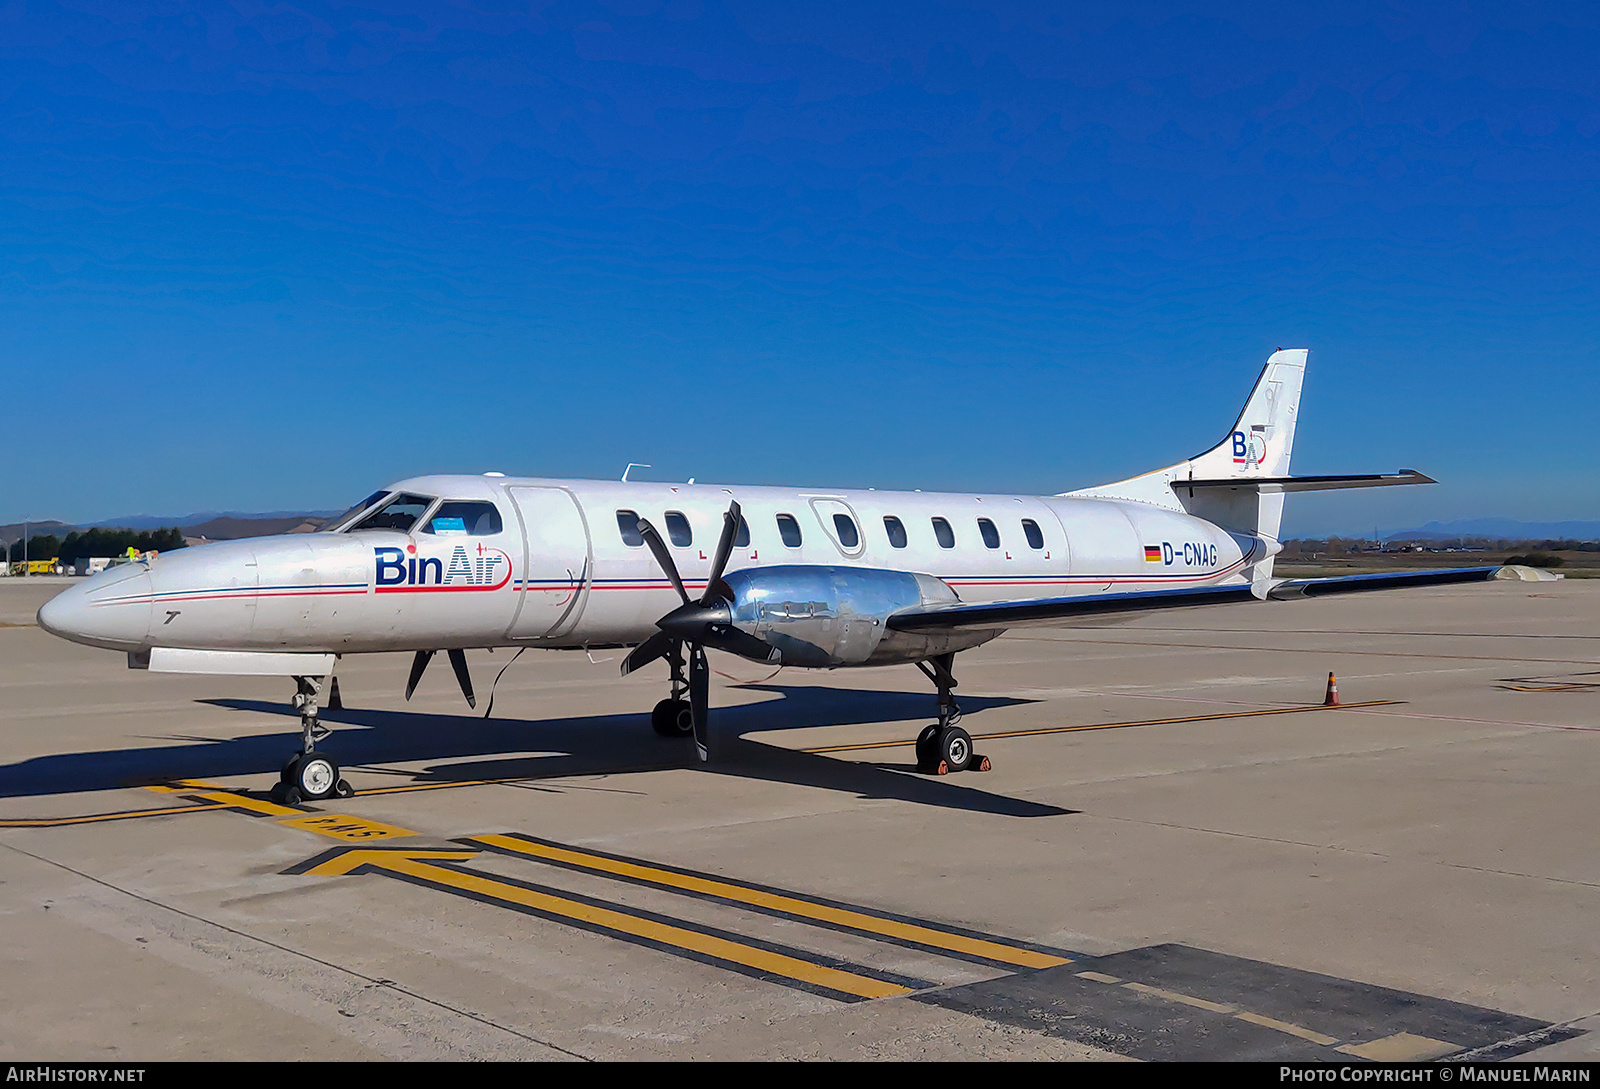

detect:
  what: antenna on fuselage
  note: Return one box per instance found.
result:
[622,463,651,482]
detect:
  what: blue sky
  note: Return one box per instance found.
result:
[3,1,1597,536]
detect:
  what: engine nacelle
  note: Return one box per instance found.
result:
[720,565,999,667]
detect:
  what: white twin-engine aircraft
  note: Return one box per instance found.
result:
[39,350,1499,803]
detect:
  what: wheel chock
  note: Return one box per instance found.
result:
[971,754,992,772]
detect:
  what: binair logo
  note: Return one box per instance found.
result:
[1231,430,1267,467]
[374,544,512,593]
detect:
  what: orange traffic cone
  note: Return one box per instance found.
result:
[1323,672,1340,706]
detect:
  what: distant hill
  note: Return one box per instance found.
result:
[91,510,338,531]
[183,515,327,541]
[0,520,76,546]
[3,512,337,545]
[1382,519,1600,542]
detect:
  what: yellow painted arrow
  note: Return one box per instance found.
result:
[300,847,478,875]
[292,846,915,1002]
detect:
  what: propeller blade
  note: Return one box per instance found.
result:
[620,631,676,677]
[404,650,434,701]
[688,643,710,762]
[716,627,782,665]
[447,648,477,710]
[701,499,742,605]
[636,518,690,605]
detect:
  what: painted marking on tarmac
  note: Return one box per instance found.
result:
[802,701,1399,755]
[1080,965,1342,1047]
[278,813,415,841]
[286,845,920,1003]
[0,799,231,828]
[467,832,1071,971]
[1336,1032,1459,1061]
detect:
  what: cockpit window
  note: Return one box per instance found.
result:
[421,501,503,536]
[328,490,391,532]
[349,493,435,533]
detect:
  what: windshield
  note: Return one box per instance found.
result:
[327,490,391,532]
[348,493,436,533]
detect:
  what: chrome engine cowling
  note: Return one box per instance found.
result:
[717,566,999,667]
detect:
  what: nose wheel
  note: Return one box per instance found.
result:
[648,642,696,739]
[268,674,353,804]
[913,654,991,775]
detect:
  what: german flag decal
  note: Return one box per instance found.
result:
[1143,545,1163,562]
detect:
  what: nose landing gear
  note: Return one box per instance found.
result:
[269,674,354,804]
[913,654,991,775]
[649,641,695,738]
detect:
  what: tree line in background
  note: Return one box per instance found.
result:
[1282,538,1598,565]
[6,528,187,564]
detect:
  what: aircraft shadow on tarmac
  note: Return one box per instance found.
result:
[0,684,1072,818]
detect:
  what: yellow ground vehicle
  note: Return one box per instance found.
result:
[10,558,62,576]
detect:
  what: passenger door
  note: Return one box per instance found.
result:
[506,486,592,640]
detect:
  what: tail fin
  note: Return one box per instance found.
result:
[1067,349,1308,544]
[1185,348,1306,483]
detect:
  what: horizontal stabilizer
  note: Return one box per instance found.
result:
[1177,470,1435,494]
[1267,567,1500,599]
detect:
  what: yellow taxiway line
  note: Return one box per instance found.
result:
[302,846,914,1001]
[469,832,1070,971]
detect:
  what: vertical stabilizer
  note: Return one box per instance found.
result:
[1066,349,1308,568]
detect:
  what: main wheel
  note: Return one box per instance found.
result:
[915,725,942,768]
[938,726,974,773]
[291,753,340,800]
[651,698,694,738]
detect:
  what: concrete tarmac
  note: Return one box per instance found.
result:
[1,575,1596,1061]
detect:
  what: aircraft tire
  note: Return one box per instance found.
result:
[291,754,339,800]
[652,699,694,738]
[939,727,974,773]
[914,725,941,768]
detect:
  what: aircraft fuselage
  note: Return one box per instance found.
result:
[41,474,1257,660]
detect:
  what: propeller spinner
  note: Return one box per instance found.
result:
[620,499,777,760]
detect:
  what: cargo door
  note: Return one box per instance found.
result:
[506,486,591,639]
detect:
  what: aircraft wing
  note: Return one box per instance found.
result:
[886,567,1504,633]
[1265,566,1502,598]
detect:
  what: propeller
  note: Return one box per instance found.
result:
[404,648,477,709]
[620,499,777,760]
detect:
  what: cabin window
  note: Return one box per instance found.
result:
[883,516,908,549]
[422,501,503,536]
[350,493,434,534]
[978,518,1001,549]
[832,514,860,549]
[1022,519,1045,550]
[777,514,802,547]
[735,516,751,548]
[616,510,644,547]
[665,511,692,547]
[931,517,955,549]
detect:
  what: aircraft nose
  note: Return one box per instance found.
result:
[37,565,153,651]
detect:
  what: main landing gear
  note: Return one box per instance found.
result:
[650,641,694,738]
[913,654,991,775]
[269,674,355,805]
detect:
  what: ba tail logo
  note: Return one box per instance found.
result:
[374,544,512,593]
[1231,429,1268,467]
[1145,542,1218,567]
